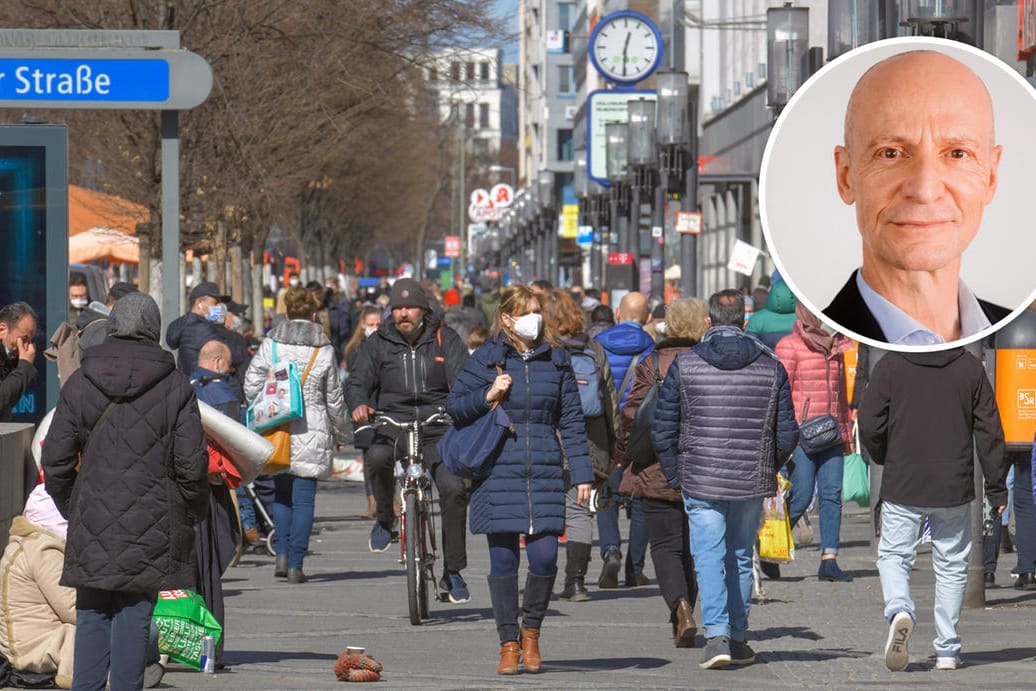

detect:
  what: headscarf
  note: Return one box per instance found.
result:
[794,302,839,356]
[22,484,68,540]
[107,291,161,343]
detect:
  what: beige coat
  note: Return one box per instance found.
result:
[0,516,76,688]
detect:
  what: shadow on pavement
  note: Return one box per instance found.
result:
[761,648,872,663]
[306,569,402,583]
[752,625,823,642]
[542,656,672,672]
[224,650,339,665]
[953,647,1035,666]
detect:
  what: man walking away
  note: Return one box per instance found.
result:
[858,348,1008,672]
[653,289,799,669]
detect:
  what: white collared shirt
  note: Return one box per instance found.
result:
[855,271,991,346]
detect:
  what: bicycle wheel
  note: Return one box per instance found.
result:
[416,499,433,617]
[265,528,276,557]
[404,492,423,625]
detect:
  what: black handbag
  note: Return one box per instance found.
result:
[797,358,843,456]
[625,352,662,471]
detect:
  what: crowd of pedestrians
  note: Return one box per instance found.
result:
[0,269,1020,687]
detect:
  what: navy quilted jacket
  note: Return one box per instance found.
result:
[653,326,799,501]
[446,336,594,535]
[42,338,209,593]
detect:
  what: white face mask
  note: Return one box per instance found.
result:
[511,313,542,341]
[364,326,378,337]
[289,279,300,287]
[70,297,88,309]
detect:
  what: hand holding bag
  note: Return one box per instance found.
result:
[758,474,795,563]
[438,366,514,480]
[798,358,844,456]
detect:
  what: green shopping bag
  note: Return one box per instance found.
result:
[842,420,870,507]
[152,589,222,670]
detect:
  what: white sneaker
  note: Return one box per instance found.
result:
[935,655,960,670]
[884,611,914,671]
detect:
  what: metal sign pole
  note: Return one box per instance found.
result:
[161,110,179,343]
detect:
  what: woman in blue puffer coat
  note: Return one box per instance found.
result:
[446,285,594,676]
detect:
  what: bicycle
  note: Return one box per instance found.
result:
[355,408,451,624]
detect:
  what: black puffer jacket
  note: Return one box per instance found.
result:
[653,326,799,501]
[0,347,36,423]
[345,314,467,436]
[42,338,208,593]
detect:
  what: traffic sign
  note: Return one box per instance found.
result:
[0,48,212,109]
[675,211,703,234]
[607,252,634,265]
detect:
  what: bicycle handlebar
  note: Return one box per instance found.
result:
[354,409,452,435]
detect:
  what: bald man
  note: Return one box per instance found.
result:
[594,291,655,589]
[823,50,1010,346]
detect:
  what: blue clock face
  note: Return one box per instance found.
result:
[590,11,663,85]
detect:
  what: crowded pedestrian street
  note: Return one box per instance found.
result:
[159,473,1036,689]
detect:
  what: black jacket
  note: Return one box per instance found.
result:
[344,314,467,436]
[166,312,248,379]
[858,348,1008,508]
[0,347,36,422]
[824,270,1011,342]
[42,338,209,592]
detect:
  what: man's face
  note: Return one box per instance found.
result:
[392,306,426,337]
[0,315,35,357]
[192,295,218,316]
[69,284,88,305]
[835,52,1002,277]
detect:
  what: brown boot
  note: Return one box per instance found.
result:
[497,641,520,675]
[672,598,697,648]
[520,628,542,673]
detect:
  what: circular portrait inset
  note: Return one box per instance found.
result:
[760,36,1036,351]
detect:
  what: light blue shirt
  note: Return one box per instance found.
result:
[856,271,991,346]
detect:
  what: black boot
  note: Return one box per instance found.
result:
[522,571,557,632]
[559,542,591,602]
[274,555,288,578]
[487,575,521,645]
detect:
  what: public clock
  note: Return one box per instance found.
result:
[589,10,663,86]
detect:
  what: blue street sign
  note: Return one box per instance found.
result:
[577,225,594,247]
[0,59,169,102]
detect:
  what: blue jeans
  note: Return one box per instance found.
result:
[786,444,844,554]
[877,501,971,657]
[1012,453,1036,574]
[683,494,763,642]
[73,588,156,691]
[273,474,318,569]
[236,485,257,532]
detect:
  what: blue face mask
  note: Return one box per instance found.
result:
[206,305,226,323]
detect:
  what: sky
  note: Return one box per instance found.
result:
[493,0,520,62]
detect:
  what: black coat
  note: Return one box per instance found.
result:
[42,338,209,593]
[0,347,36,422]
[166,312,248,380]
[858,348,1008,508]
[344,314,467,435]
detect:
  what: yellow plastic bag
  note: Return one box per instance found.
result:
[758,475,795,563]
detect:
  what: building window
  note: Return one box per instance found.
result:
[480,61,490,82]
[558,2,575,32]
[479,103,490,129]
[466,61,475,80]
[558,65,575,95]
[472,138,491,157]
[557,128,574,161]
[465,103,475,128]
[450,61,461,81]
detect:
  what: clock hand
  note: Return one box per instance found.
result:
[622,31,631,77]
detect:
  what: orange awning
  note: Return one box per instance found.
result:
[68,184,149,236]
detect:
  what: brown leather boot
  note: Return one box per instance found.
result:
[672,598,697,648]
[520,628,542,673]
[497,641,520,675]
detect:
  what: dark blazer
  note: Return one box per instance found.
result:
[823,270,1011,342]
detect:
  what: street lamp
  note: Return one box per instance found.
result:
[656,69,697,299]
[574,146,601,287]
[627,99,657,298]
[487,164,517,187]
[605,121,630,261]
[766,3,810,114]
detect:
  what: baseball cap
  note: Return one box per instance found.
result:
[188,281,231,304]
[226,300,249,316]
[108,282,139,301]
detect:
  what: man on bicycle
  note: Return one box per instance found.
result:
[345,278,472,602]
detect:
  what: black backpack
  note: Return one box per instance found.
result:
[625,351,662,470]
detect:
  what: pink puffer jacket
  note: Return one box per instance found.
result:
[774,326,853,445]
